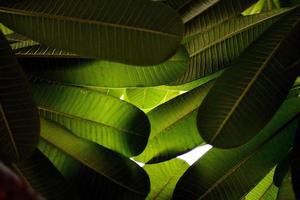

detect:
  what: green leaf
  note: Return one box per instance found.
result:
[243,168,278,200]
[0,22,12,34]
[23,46,189,88]
[243,0,281,16]
[197,7,300,148]
[0,0,183,66]
[13,150,78,200]
[38,118,150,200]
[276,170,296,200]
[125,88,180,111]
[0,31,39,162]
[183,0,256,40]
[144,158,189,200]
[134,80,216,163]
[31,82,150,157]
[179,0,220,23]
[173,8,289,85]
[273,153,291,187]
[173,104,300,200]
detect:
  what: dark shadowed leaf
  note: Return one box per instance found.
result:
[179,0,219,23]
[38,119,150,200]
[273,153,291,187]
[0,0,183,65]
[0,31,39,162]
[134,80,216,163]
[173,8,289,85]
[31,82,150,157]
[22,46,189,88]
[197,7,300,148]
[276,170,296,200]
[291,120,300,199]
[13,150,78,200]
[183,0,256,40]
[144,158,189,200]
[242,168,278,200]
[173,88,300,199]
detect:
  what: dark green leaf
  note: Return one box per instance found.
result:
[23,46,189,88]
[197,7,300,148]
[38,118,150,200]
[0,0,183,65]
[242,168,278,200]
[291,120,300,199]
[273,153,291,187]
[144,158,189,200]
[179,0,220,23]
[183,0,256,40]
[173,8,288,85]
[31,82,150,157]
[14,150,77,200]
[173,89,300,199]
[276,170,296,200]
[0,31,39,162]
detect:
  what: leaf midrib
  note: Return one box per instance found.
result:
[39,106,145,137]
[209,14,300,143]
[0,7,180,38]
[189,9,287,57]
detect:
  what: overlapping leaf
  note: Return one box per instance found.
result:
[31,82,150,157]
[197,7,300,148]
[242,168,278,200]
[0,0,183,65]
[144,158,189,200]
[183,0,256,40]
[38,119,150,200]
[135,80,216,163]
[0,31,39,162]
[23,46,188,88]
[173,8,289,85]
[174,108,300,200]
[276,170,296,199]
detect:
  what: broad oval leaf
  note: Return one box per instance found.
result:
[22,46,189,88]
[144,158,189,200]
[14,150,78,200]
[39,119,150,200]
[135,79,216,163]
[174,104,300,200]
[173,8,289,85]
[0,0,183,65]
[31,82,150,157]
[197,7,300,148]
[0,31,39,162]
